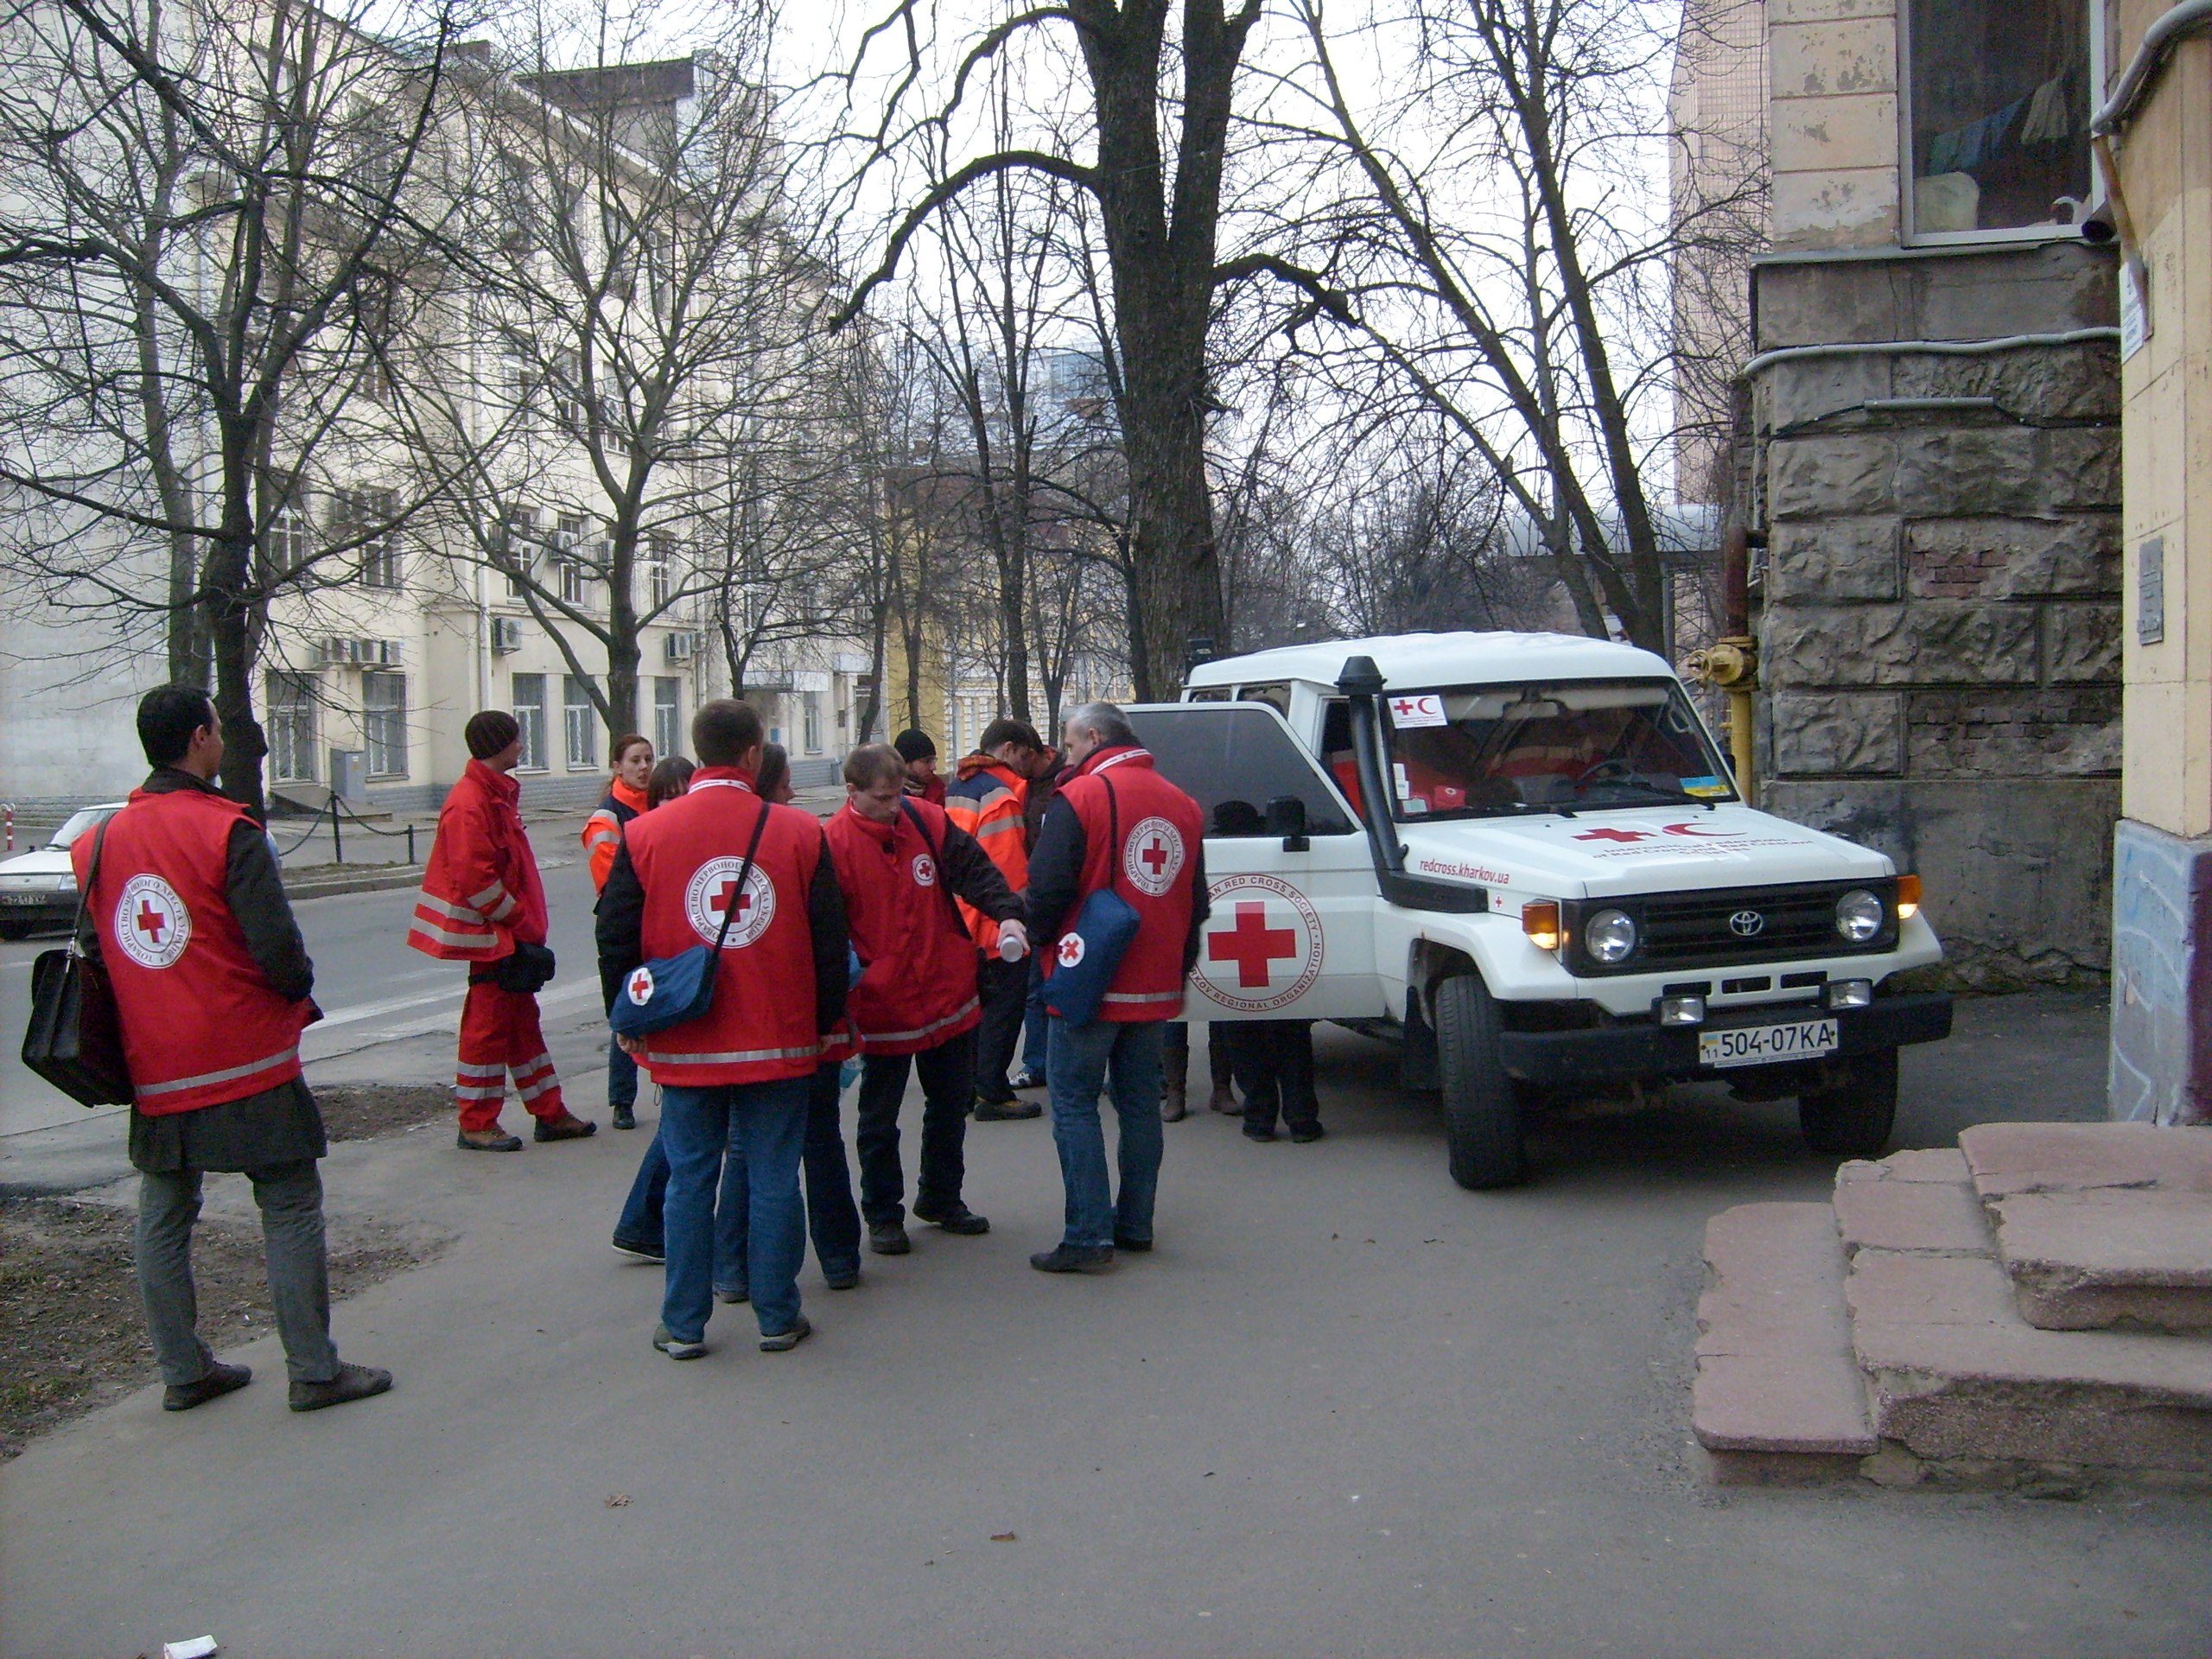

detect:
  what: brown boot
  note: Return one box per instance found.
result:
[1160,1036,1189,1122]
[532,1109,597,1142]
[1206,1036,1239,1115]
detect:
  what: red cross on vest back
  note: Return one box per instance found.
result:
[1141,836,1171,877]
[712,878,752,920]
[135,897,168,945]
[1207,900,1299,988]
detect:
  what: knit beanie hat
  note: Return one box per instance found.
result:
[893,728,937,764]
[465,709,521,760]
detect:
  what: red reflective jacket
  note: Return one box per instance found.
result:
[409,760,547,960]
[823,799,981,1055]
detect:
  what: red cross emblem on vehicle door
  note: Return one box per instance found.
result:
[1208,902,1298,988]
[1194,874,1325,1014]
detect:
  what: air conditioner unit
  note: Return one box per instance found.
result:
[664,631,696,663]
[318,636,364,666]
[367,639,403,666]
[491,617,524,654]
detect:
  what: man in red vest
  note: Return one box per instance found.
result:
[582,733,652,1130]
[1024,702,1209,1273]
[595,698,850,1358]
[410,710,594,1151]
[73,684,390,1413]
[825,743,1027,1255]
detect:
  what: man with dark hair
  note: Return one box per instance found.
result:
[74,684,389,1414]
[597,698,850,1358]
[893,728,945,807]
[410,709,594,1150]
[1025,702,1208,1273]
[946,716,1046,1122]
[828,743,1027,1255]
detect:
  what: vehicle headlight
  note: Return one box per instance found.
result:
[1836,889,1885,944]
[52,874,76,892]
[1586,908,1637,963]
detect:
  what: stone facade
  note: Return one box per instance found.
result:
[1750,241,2122,988]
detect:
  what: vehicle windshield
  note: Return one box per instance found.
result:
[1385,678,1736,820]
[48,807,118,849]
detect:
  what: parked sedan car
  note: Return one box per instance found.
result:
[0,804,125,939]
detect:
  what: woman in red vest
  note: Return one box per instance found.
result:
[825,744,1026,1256]
[582,734,652,1129]
[410,710,595,1151]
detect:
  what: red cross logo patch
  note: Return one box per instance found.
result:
[626,965,656,1006]
[912,854,938,888]
[1193,874,1325,1014]
[1122,816,1185,897]
[113,874,191,969]
[683,856,776,949]
[1057,932,1086,968]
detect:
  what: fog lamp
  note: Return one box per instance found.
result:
[1522,900,1562,952]
[1658,995,1706,1027]
[1824,978,1873,1010]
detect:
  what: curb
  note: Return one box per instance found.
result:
[285,855,575,905]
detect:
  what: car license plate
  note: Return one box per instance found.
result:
[1699,1018,1840,1069]
[0,893,44,906]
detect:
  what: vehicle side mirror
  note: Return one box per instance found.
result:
[1266,794,1310,851]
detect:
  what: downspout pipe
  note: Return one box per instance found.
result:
[2093,0,2212,137]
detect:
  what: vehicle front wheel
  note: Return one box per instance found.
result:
[1433,973,1529,1190]
[1797,1049,1899,1158]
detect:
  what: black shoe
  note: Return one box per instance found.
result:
[611,1236,664,1262]
[760,1316,812,1352]
[457,1128,524,1151]
[1029,1243,1115,1274]
[163,1360,251,1412]
[912,1200,989,1235]
[868,1221,911,1255]
[973,1098,1042,1122]
[289,1361,392,1413]
[612,1103,637,1131]
[1243,1125,1276,1142]
[1289,1122,1326,1143]
[533,1113,597,1142]
[1112,1233,1154,1253]
[1009,1069,1047,1091]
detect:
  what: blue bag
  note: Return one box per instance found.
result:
[610,799,770,1040]
[1043,774,1141,1029]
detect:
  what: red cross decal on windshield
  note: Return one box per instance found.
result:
[1141,836,1172,878]
[710,878,753,923]
[1207,900,1300,989]
[1574,827,1655,843]
[135,897,169,946]
[1391,698,1421,718]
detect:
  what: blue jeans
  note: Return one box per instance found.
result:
[613,1131,668,1253]
[614,1128,769,1292]
[717,1063,863,1289]
[607,1037,639,1109]
[1020,957,1049,1075]
[1046,1017,1166,1249]
[658,1077,810,1343]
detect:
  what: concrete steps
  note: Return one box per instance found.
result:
[1693,1123,2212,1488]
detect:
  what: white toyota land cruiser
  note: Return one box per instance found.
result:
[1124,631,1954,1190]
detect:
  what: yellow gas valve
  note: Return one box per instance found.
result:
[1683,638,1758,688]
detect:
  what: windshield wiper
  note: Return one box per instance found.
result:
[1580,780,1719,810]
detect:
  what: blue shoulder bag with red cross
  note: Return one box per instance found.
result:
[1044,775,1141,1028]
[611,798,770,1039]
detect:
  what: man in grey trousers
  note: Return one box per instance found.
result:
[74,684,390,1413]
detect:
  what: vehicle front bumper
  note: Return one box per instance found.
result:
[0,891,76,930]
[1497,992,1954,1085]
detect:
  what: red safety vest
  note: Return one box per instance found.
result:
[621,768,829,1084]
[1044,747,1205,1023]
[75,787,308,1115]
[823,799,981,1055]
[409,760,548,960]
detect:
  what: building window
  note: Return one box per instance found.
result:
[802,690,822,754]
[267,476,312,569]
[1904,0,2095,240]
[559,558,591,607]
[267,671,317,782]
[645,533,674,612]
[501,505,537,598]
[361,671,407,778]
[653,677,680,760]
[334,486,404,588]
[512,672,547,770]
[563,674,598,769]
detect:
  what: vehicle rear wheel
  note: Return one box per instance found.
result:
[1433,973,1529,1190]
[1797,1049,1899,1158]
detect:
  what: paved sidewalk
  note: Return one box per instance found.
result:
[5,998,2208,1657]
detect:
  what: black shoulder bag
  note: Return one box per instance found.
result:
[22,821,134,1107]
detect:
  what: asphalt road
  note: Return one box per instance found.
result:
[3,882,2203,1656]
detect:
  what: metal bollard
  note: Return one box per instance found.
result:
[3,802,11,854]
[406,823,416,864]
[330,794,343,866]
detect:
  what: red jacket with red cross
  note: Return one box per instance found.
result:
[823,798,1020,1055]
[1027,746,1209,1023]
[76,786,309,1115]
[618,771,838,1084]
[409,760,548,961]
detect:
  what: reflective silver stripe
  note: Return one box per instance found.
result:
[1102,990,1185,1004]
[516,1073,561,1102]
[486,894,520,924]
[415,893,482,923]
[861,996,981,1046]
[973,817,1023,838]
[454,1084,505,1101]
[467,880,509,909]
[409,919,498,950]
[585,830,620,849]
[1091,749,1151,773]
[456,1061,505,1079]
[640,1042,823,1065]
[137,1043,300,1099]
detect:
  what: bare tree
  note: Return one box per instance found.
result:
[0,0,467,813]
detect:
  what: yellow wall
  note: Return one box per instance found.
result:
[2113,20,2212,837]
